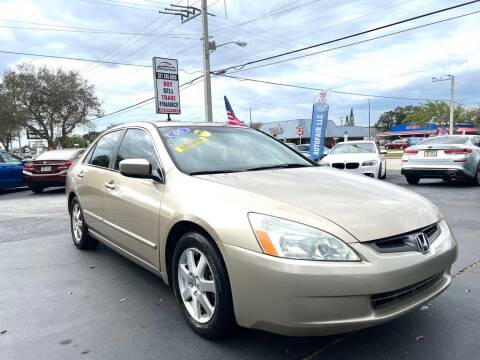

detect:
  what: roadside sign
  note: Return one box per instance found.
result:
[26,130,43,140]
[297,126,304,137]
[152,57,181,114]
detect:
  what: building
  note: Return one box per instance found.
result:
[259,119,369,147]
[376,122,478,138]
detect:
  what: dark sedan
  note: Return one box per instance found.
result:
[23,149,84,193]
[385,139,410,150]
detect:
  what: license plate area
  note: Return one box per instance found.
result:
[424,150,437,157]
[40,166,52,172]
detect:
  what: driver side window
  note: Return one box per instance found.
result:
[114,128,159,170]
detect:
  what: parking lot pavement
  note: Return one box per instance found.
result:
[1,176,479,360]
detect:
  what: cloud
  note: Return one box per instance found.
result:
[1,0,479,129]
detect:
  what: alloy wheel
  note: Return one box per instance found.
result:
[177,248,217,323]
[72,203,83,244]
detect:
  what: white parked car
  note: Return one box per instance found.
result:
[320,141,387,179]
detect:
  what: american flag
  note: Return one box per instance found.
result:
[224,96,244,126]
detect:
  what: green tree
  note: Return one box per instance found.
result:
[249,122,262,130]
[375,105,420,131]
[404,101,465,126]
[55,135,89,148]
[2,63,103,149]
[0,84,22,151]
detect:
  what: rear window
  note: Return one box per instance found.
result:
[418,136,468,145]
[35,150,83,160]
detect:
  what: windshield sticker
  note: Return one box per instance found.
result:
[174,130,212,153]
[166,127,190,138]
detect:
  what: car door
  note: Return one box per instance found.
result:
[100,128,164,268]
[75,130,124,235]
[0,152,23,189]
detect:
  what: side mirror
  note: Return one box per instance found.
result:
[380,149,387,154]
[119,159,151,178]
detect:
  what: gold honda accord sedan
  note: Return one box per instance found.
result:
[66,122,457,338]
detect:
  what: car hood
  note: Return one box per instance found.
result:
[198,167,440,242]
[322,153,379,163]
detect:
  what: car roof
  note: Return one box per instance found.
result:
[154,121,245,128]
[336,140,375,144]
[106,121,247,132]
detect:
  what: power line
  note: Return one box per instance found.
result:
[0,50,152,67]
[88,74,204,121]
[78,0,167,11]
[215,1,480,74]
[0,24,197,38]
[220,7,480,75]
[217,74,450,102]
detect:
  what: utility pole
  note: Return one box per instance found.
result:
[201,0,213,122]
[368,99,371,140]
[249,107,252,125]
[159,2,213,122]
[432,75,455,134]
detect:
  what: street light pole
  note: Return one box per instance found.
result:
[432,75,455,134]
[368,98,371,140]
[201,0,213,122]
[449,76,455,135]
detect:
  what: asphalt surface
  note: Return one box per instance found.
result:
[1,167,479,360]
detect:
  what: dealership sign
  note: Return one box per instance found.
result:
[309,91,329,160]
[152,57,181,114]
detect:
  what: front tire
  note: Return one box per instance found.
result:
[406,175,420,185]
[172,232,235,339]
[31,186,44,193]
[70,197,98,250]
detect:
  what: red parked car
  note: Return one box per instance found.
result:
[384,139,410,150]
[23,149,84,193]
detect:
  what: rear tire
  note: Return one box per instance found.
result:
[172,231,235,339]
[31,186,44,193]
[406,176,420,185]
[470,165,480,186]
[70,197,99,250]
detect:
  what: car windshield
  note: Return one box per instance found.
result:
[418,136,468,145]
[35,149,83,160]
[158,126,313,175]
[330,143,376,154]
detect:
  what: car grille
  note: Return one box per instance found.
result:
[367,223,440,253]
[370,273,443,309]
[331,162,360,169]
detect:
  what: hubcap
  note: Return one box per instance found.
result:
[72,203,83,243]
[177,248,216,323]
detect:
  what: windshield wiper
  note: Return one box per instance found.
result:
[245,163,311,172]
[189,170,240,176]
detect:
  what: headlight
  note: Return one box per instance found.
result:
[319,161,330,166]
[362,160,378,166]
[248,213,361,261]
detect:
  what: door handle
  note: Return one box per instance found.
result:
[77,170,84,178]
[104,180,116,190]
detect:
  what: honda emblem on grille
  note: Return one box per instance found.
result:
[415,233,430,253]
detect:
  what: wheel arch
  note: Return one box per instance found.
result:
[67,191,77,213]
[163,220,227,286]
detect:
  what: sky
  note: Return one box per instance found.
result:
[0,0,479,133]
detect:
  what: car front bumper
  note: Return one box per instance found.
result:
[223,221,457,336]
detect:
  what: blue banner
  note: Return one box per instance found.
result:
[309,91,329,160]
